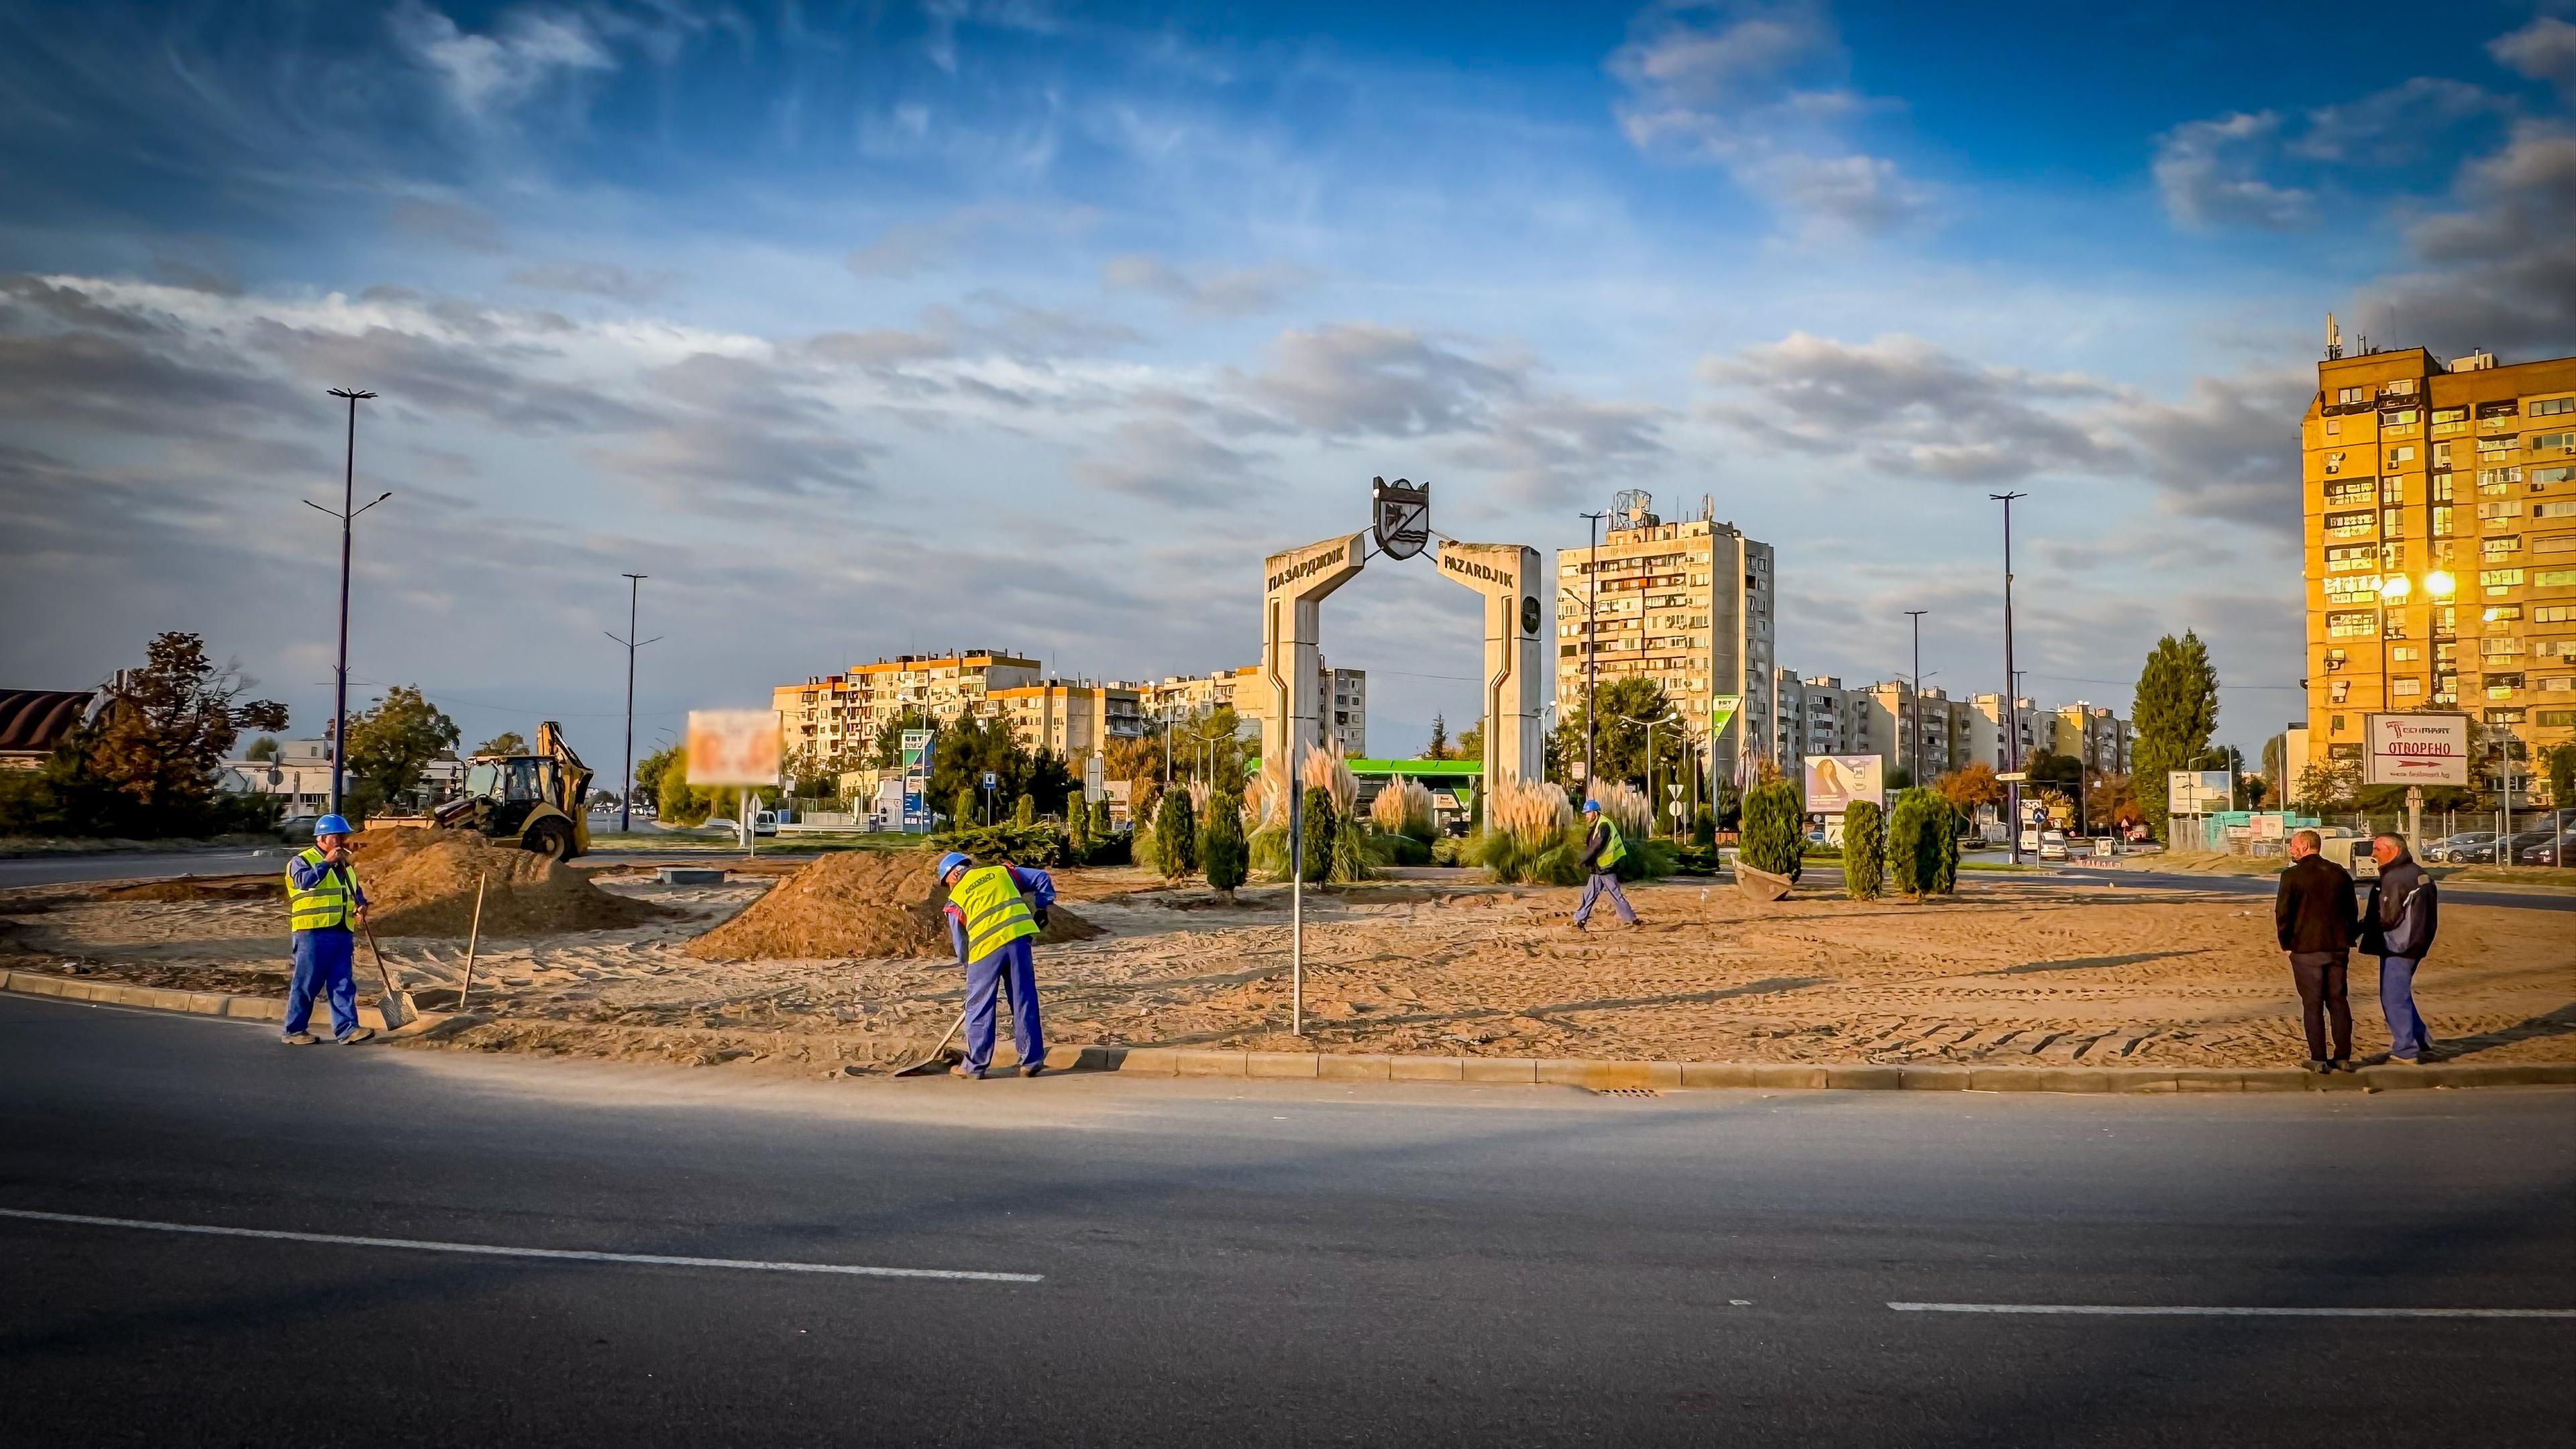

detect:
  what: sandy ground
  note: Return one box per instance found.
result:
[5,864,2569,1073]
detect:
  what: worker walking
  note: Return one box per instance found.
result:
[1570,798,1640,930]
[282,815,374,1046]
[936,851,1053,1079]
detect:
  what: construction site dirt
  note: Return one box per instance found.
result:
[4,858,2569,1077]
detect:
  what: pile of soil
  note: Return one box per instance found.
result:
[96,875,280,903]
[352,828,672,937]
[687,849,1102,961]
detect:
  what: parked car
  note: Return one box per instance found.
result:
[2422,831,2495,863]
[2516,829,2574,866]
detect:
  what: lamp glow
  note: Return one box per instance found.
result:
[2423,570,2456,599]
[2379,575,2410,602]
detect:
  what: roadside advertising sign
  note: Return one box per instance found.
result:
[2165,770,2231,816]
[2364,712,2471,787]
[1803,754,1884,814]
[901,728,934,832]
[685,710,781,787]
[1709,695,1741,742]
[1083,752,1106,802]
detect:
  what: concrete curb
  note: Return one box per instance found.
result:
[8,970,2571,1093]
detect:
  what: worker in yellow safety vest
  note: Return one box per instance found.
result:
[1571,798,1640,930]
[936,851,1055,1079]
[282,814,374,1044]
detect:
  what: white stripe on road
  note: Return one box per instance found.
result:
[1890,1301,2573,1319]
[0,1208,1042,1283]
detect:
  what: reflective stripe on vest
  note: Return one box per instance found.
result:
[285,847,357,932]
[951,865,1038,962]
[1598,819,1627,869]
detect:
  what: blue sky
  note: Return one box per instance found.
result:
[3,0,2571,769]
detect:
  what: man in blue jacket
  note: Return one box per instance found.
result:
[282,814,374,1045]
[937,851,1055,1079]
[2360,833,2440,1064]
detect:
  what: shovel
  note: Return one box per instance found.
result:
[362,924,419,1030]
[891,1005,969,1077]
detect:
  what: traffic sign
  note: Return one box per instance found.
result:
[1995,771,2029,783]
[981,771,998,791]
[1668,800,1686,818]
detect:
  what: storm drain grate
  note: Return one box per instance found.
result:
[1594,1087,1662,1098]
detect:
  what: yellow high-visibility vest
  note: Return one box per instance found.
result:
[1597,818,1627,868]
[949,865,1038,962]
[285,847,358,932]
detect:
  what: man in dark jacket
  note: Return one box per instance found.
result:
[2273,829,2359,1071]
[2361,833,2440,1064]
[1570,799,1640,930]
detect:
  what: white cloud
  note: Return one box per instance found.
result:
[1100,254,1313,317]
[2359,121,2576,355]
[2491,16,2576,101]
[2152,112,2316,230]
[392,2,615,119]
[1607,1,1927,237]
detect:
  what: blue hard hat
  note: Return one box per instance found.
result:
[1580,799,1601,814]
[314,814,353,837]
[936,851,971,879]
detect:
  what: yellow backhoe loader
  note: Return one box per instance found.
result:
[370,721,594,861]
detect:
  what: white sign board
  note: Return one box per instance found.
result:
[686,710,782,787]
[2364,712,2471,787]
[1083,753,1106,803]
[1803,754,1884,814]
[2165,770,2231,816]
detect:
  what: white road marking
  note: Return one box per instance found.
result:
[1890,1301,2573,1319]
[0,1208,1042,1283]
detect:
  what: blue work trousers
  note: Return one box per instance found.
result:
[2376,955,2431,1060]
[285,928,359,1040]
[1573,870,1637,926]
[962,936,1044,1073]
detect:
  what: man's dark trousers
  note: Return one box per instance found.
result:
[2288,950,2351,1063]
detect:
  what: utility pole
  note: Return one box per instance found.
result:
[604,574,661,833]
[312,388,383,819]
[1992,492,2026,864]
[1904,609,1927,788]
[1580,508,1607,796]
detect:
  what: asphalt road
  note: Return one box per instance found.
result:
[3,995,2570,1446]
[0,848,289,888]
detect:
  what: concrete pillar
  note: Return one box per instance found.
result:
[1257,534,1366,780]
[1436,541,1545,800]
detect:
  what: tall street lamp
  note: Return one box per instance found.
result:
[1904,608,1927,788]
[1990,492,2025,863]
[311,387,384,818]
[606,574,661,833]
[1578,508,1607,797]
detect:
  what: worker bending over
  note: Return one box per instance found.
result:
[937,851,1055,1079]
[282,814,374,1045]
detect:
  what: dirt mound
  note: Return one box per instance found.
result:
[96,875,280,902]
[687,849,1102,961]
[352,830,672,937]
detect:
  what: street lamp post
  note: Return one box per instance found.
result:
[1640,710,1680,837]
[605,574,662,834]
[312,387,383,819]
[1904,608,1927,788]
[1991,492,2026,863]
[1579,508,1607,797]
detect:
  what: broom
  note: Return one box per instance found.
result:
[362,923,419,1030]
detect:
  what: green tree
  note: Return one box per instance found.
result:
[1887,789,1945,898]
[2545,743,2576,808]
[340,686,459,820]
[1013,792,1035,827]
[1089,797,1112,841]
[1299,788,1336,881]
[1842,799,1886,900]
[1152,788,1198,879]
[83,631,289,824]
[2131,630,2220,842]
[1456,718,1484,761]
[871,708,934,769]
[952,786,975,828]
[1548,678,1690,790]
[633,742,707,824]
[1202,790,1248,900]
[1739,779,1805,879]
[244,735,280,762]
[472,731,527,757]
[1422,714,1455,760]
[1066,789,1091,857]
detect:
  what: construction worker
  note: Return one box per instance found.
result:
[1570,798,1640,930]
[936,851,1054,1079]
[282,815,374,1045]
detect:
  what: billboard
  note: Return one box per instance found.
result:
[901,727,935,832]
[2165,770,2231,816]
[2365,712,2472,786]
[686,710,782,788]
[1803,754,1884,814]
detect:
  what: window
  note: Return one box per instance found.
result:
[2382,378,2416,396]
[2542,534,2576,556]
[2486,708,2526,722]
[2381,479,2405,504]
[2339,386,2365,405]
[2483,637,2524,657]
[2485,604,2525,623]
[2326,419,2341,436]
[2392,645,2423,662]
[2530,396,2575,418]
[2324,508,2374,536]
[2477,435,2518,454]
[2537,605,2575,623]
[2325,545,2378,572]
[2540,710,2576,727]
[2322,478,2375,505]
[2532,431,2576,453]
[2393,678,2422,698]
[2432,407,2467,425]
[2541,569,2576,587]
[2538,502,2576,520]
[2478,500,2524,520]
[2385,409,2419,426]
[2535,466,2575,485]
[2433,505,2455,537]
[2482,537,2522,559]
[2385,446,2416,465]
[2432,441,2454,466]
[2479,466,2524,486]
[2326,610,2376,637]
[2433,475,2455,501]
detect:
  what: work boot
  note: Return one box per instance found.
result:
[337,1027,376,1045]
[281,1032,319,1046]
[949,1063,985,1079]
[1019,1062,1048,1079]
[2301,1059,2329,1074]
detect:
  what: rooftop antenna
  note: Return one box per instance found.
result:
[2324,312,2342,360]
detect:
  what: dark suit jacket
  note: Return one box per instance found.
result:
[2275,854,2358,953]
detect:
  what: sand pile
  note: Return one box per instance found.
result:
[688,849,1102,961]
[351,829,671,937]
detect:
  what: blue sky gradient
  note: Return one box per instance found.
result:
[3,0,2570,767]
